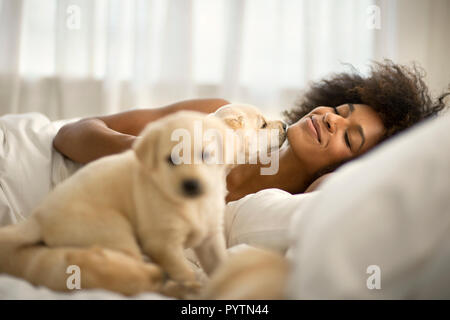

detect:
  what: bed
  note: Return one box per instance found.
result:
[1,111,449,299]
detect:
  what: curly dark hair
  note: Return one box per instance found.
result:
[283,59,449,178]
[284,60,449,142]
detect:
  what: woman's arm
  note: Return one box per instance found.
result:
[53,98,230,164]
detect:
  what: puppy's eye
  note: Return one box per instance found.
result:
[261,121,267,129]
[166,155,175,166]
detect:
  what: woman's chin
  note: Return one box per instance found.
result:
[287,120,307,144]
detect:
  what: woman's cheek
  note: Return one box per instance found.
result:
[327,142,352,164]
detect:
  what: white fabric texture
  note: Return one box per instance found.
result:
[286,112,450,299]
[224,188,318,253]
[0,112,81,226]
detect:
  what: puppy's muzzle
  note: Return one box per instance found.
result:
[181,179,203,197]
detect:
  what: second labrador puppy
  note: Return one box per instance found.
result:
[212,103,287,158]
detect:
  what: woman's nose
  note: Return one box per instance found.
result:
[324,112,345,133]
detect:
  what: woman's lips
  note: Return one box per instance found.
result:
[306,117,319,143]
[311,116,322,143]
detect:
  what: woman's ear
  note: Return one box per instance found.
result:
[133,124,160,169]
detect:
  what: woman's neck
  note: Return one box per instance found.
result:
[225,145,314,202]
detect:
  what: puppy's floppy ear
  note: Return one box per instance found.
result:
[222,115,244,130]
[133,123,160,169]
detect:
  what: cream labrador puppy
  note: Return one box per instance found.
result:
[212,103,287,159]
[0,111,232,295]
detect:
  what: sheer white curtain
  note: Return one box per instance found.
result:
[374,0,450,98]
[0,0,448,120]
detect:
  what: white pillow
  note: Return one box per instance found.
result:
[0,113,80,226]
[287,112,450,299]
[224,188,318,253]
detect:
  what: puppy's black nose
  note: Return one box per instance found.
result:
[281,121,288,132]
[182,179,202,197]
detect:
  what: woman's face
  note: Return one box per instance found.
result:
[287,103,385,175]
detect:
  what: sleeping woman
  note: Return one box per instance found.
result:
[1,60,445,225]
[53,60,448,203]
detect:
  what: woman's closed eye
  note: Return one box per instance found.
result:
[332,106,352,151]
[333,106,339,115]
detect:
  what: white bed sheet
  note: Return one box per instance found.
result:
[0,112,82,225]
